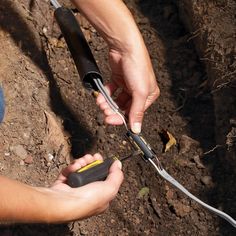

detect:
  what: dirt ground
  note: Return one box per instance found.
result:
[0,0,235,235]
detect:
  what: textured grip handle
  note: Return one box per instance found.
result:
[54,7,103,90]
[67,158,114,188]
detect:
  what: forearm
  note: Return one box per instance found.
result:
[0,175,53,223]
[72,0,145,53]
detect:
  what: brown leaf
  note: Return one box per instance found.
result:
[161,130,177,152]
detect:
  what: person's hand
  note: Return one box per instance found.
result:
[96,47,160,134]
[43,153,123,222]
[71,0,160,134]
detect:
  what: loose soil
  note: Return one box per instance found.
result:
[0,0,235,235]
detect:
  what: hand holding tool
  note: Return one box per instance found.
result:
[67,158,115,188]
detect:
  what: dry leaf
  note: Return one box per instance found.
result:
[162,130,177,152]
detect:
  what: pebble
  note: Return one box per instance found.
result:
[24,156,33,164]
[47,153,54,162]
[11,145,28,160]
[201,176,213,186]
[110,219,115,224]
[4,152,10,157]
[122,140,127,145]
[201,175,213,186]
[171,201,191,217]
[193,155,205,169]
[19,160,25,166]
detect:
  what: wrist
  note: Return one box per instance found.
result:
[34,187,73,223]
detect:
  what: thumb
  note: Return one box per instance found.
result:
[129,93,147,134]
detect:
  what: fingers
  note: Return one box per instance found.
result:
[103,160,124,200]
[129,91,147,134]
[129,84,160,134]
[96,82,118,105]
[55,154,103,184]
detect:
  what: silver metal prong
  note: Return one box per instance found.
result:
[50,0,61,9]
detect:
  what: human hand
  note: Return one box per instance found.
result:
[96,47,160,134]
[44,153,123,222]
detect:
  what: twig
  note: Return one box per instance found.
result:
[203,144,223,155]
[187,28,201,42]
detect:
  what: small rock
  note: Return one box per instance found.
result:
[122,140,127,145]
[47,153,54,162]
[11,145,28,159]
[192,155,205,169]
[166,187,175,201]
[4,152,10,157]
[138,205,145,215]
[23,132,30,140]
[170,201,191,217]
[201,176,213,186]
[24,156,33,164]
[19,160,25,166]
[42,26,47,35]
[150,197,162,218]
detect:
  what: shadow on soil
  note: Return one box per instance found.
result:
[0,0,95,155]
[0,0,93,235]
[137,0,236,235]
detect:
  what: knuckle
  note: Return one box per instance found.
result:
[132,111,144,120]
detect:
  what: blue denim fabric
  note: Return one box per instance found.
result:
[0,86,5,123]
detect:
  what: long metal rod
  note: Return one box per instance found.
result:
[148,158,236,228]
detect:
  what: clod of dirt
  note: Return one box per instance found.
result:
[48,37,66,48]
[10,145,28,160]
[166,187,175,200]
[192,155,205,169]
[44,111,71,164]
[150,197,162,218]
[226,126,236,150]
[169,200,191,217]
[179,134,200,154]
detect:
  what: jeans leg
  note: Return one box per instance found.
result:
[0,86,5,123]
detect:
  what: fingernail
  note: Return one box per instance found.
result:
[131,122,141,134]
[117,160,122,170]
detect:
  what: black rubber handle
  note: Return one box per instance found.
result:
[67,158,115,188]
[126,130,156,161]
[54,7,103,90]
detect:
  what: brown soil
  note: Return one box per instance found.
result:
[0,0,235,235]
